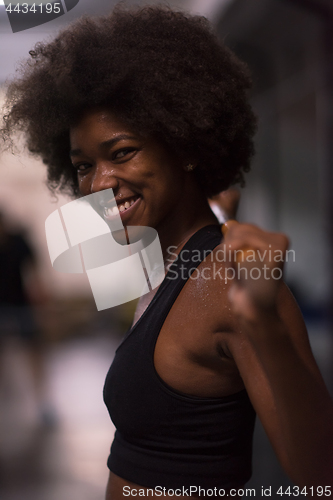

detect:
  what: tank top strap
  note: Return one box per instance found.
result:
[155,223,222,311]
[149,224,222,344]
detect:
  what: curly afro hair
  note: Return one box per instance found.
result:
[1,4,257,197]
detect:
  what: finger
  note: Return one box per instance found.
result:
[222,219,239,236]
[222,220,254,263]
[224,222,289,249]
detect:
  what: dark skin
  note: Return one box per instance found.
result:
[70,108,333,499]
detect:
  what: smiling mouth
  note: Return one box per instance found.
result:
[103,195,141,220]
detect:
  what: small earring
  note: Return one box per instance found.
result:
[184,163,195,172]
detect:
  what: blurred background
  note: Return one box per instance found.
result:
[0,0,332,498]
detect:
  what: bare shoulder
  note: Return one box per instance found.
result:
[171,246,239,333]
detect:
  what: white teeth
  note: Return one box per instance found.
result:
[104,197,138,217]
[104,206,119,218]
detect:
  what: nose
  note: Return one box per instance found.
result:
[90,164,119,194]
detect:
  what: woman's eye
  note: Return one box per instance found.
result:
[74,163,91,173]
[113,148,136,160]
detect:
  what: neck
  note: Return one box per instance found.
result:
[157,188,219,263]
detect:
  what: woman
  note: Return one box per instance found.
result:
[1,5,332,498]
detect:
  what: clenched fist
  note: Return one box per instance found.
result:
[221,220,289,322]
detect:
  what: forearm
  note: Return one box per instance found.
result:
[221,221,333,486]
[245,310,333,487]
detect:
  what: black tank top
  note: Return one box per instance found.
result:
[103,225,256,489]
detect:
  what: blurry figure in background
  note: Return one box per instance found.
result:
[209,187,241,223]
[0,210,53,426]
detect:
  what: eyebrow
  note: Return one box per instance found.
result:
[69,134,137,157]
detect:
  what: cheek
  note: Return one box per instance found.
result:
[159,165,185,196]
[77,175,85,189]
[149,172,183,212]
[144,170,176,197]
[77,174,91,195]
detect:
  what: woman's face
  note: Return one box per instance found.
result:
[69,108,189,232]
